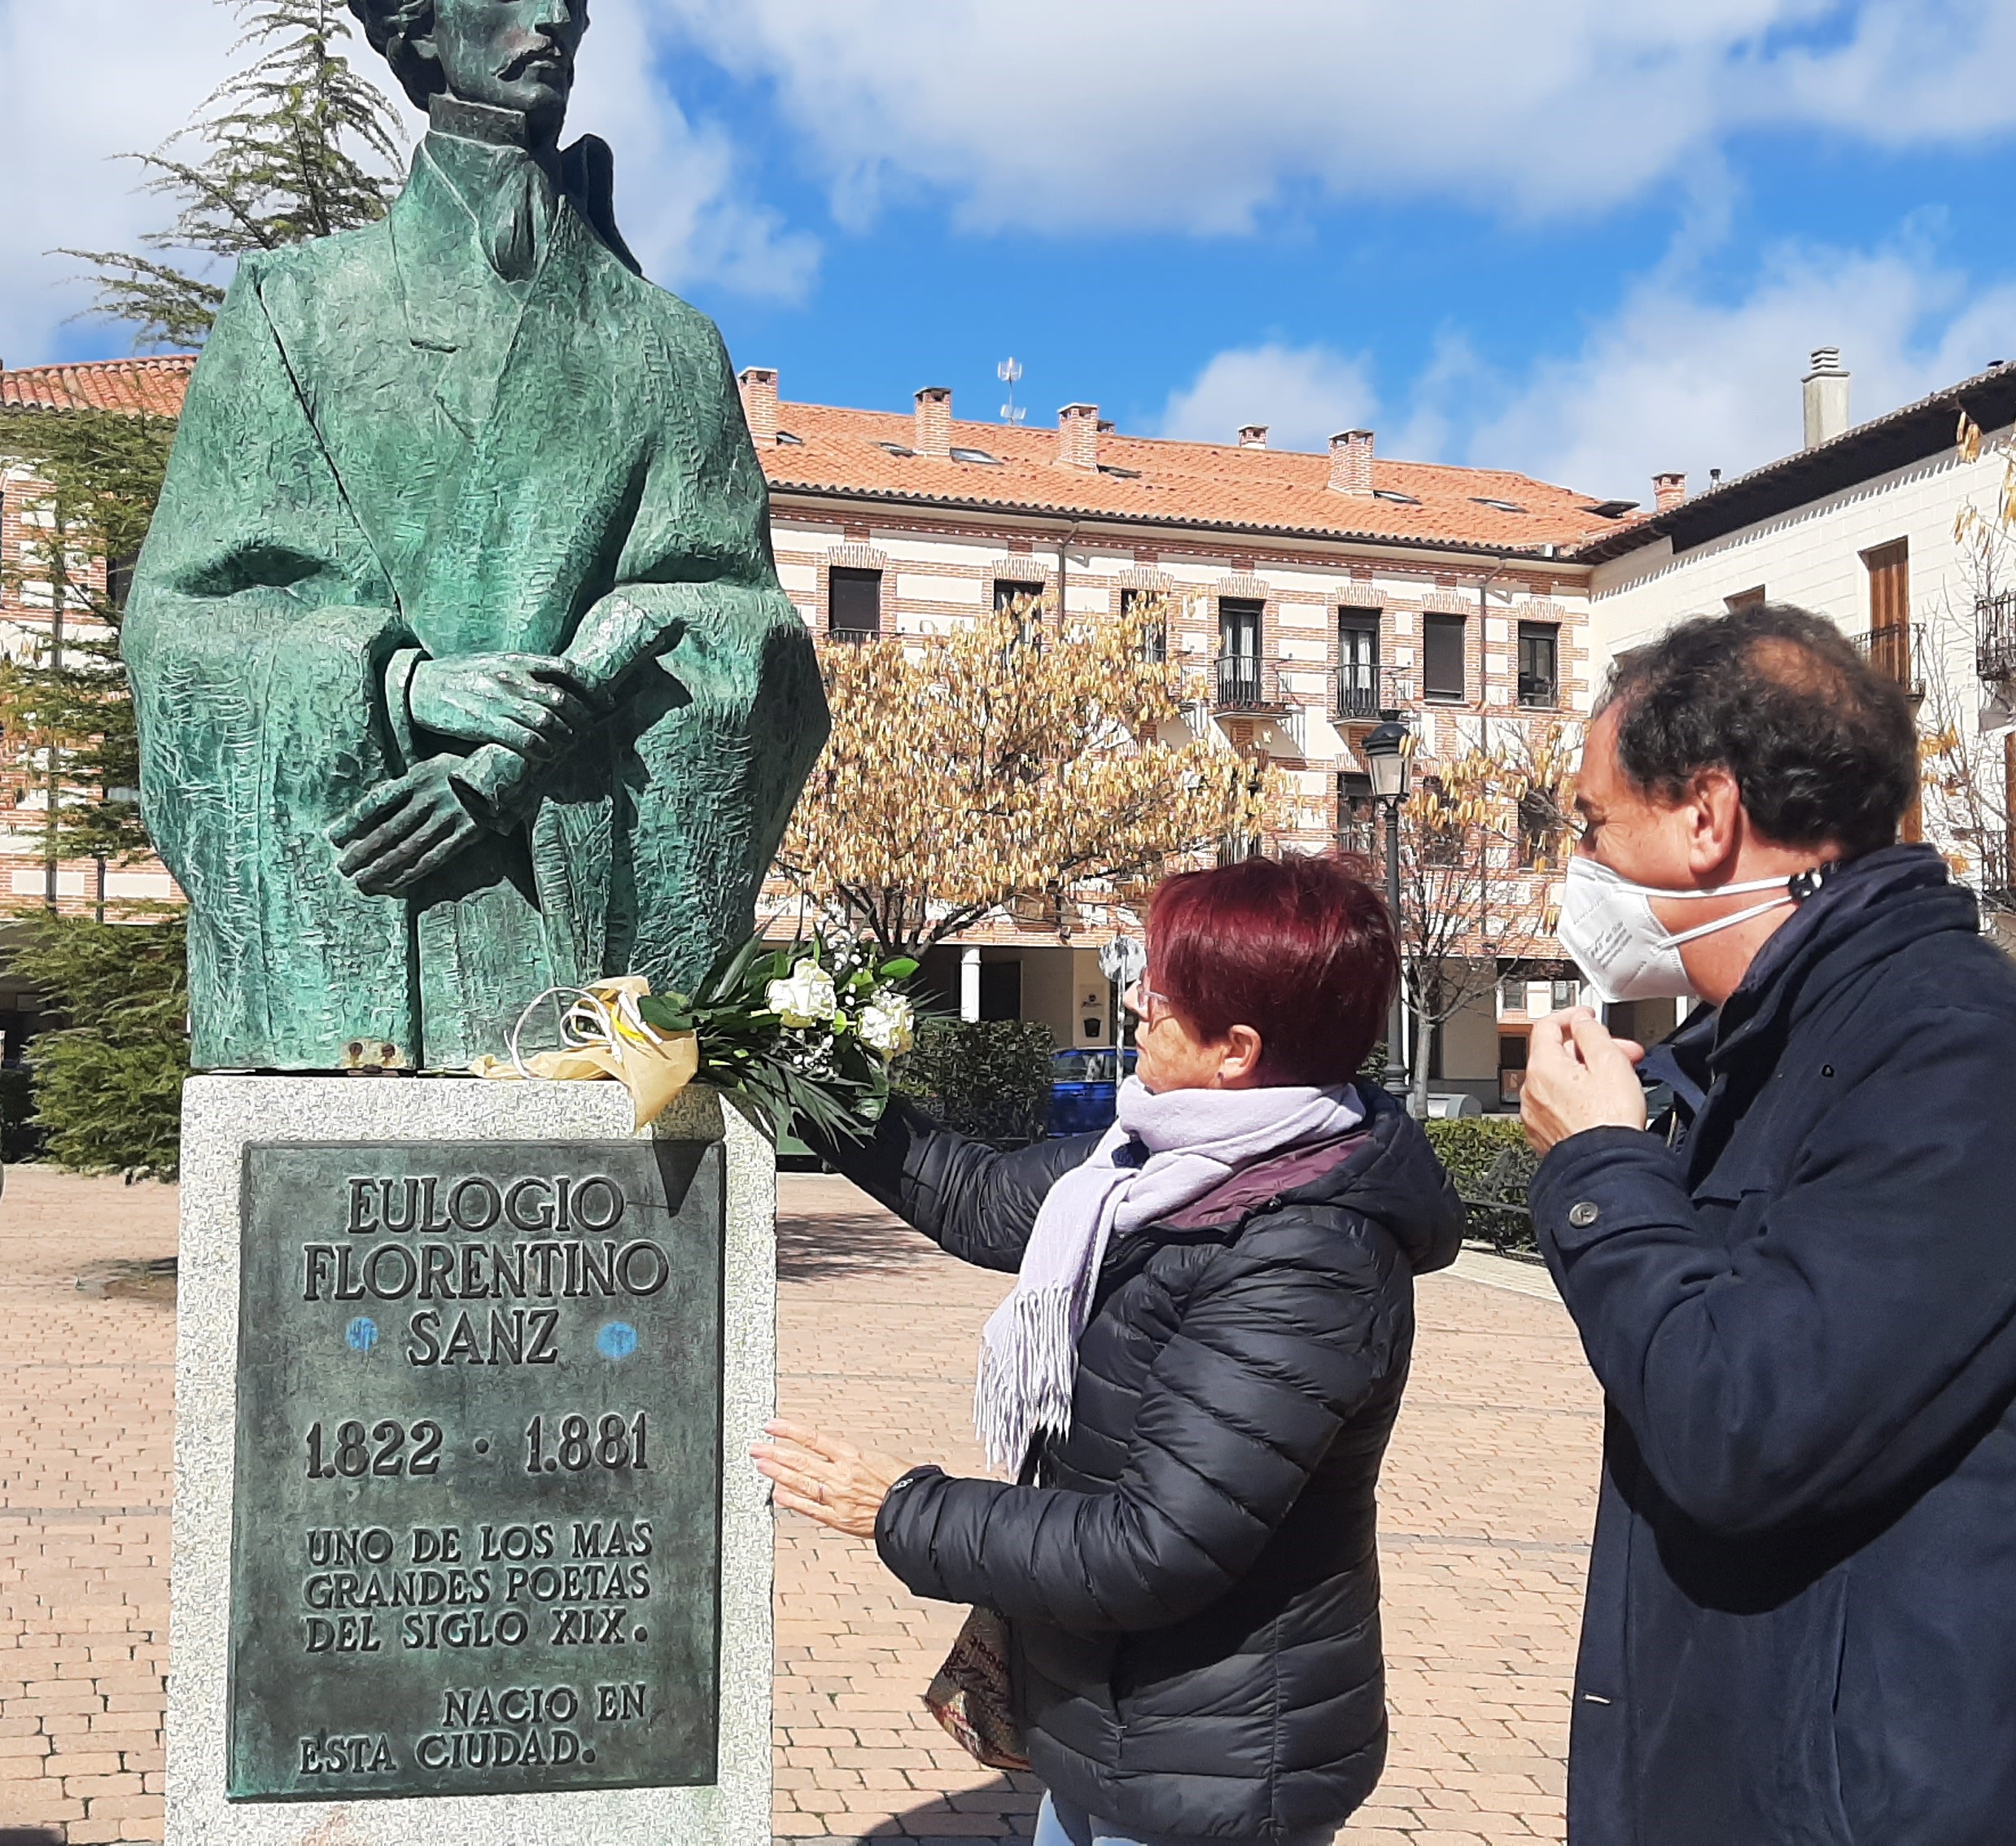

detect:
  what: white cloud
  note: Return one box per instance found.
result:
[0,0,240,365]
[1157,343,1379,452]
[561,1,818,300]
[0,0,814,368]
[1157,234,2016,505]
[652,0,2016,235]
[1464,238,2016,500]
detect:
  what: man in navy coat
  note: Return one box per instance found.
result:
[1523,604,2016,1844]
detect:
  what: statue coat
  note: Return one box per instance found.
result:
[125,133,828,1070]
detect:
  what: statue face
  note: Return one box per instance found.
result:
[422,0,587,143]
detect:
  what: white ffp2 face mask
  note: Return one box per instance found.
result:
[1554,856,1801,1004]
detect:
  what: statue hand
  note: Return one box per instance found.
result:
[407,654,597,763]
[327,759,486,897]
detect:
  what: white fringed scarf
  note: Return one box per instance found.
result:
[973,1076,1366,1474]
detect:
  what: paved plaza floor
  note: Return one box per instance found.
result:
[0,1162,1599,1846]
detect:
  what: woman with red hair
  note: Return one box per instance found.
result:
[759,855,1462,1846]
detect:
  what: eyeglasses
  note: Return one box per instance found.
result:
[1125,976,1178,1029]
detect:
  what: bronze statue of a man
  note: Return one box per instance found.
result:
[125,0,827,1071]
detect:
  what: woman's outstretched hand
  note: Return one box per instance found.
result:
[753,1419,916,1540]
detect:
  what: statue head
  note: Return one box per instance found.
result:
[348,0,588,147]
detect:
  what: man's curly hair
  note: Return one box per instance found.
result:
[346,0,442,109]
[1598,604,1918,858]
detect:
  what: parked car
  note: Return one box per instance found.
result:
[1048,1047,1138,1137]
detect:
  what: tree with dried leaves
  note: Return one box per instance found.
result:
[0,406,178,885]
[61,0,403,349]
[1388,720,1578,1116]
[1937,410,2016,928]
[777,601,1280,960]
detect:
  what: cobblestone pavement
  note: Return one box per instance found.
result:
[0,1166,1599,1846]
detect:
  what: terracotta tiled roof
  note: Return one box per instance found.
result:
[0,357,1641,557]
[1,355,196,417]
[762,401,1639,558]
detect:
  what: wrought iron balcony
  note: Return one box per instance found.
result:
[1330,664,1415,719]
[1336,813,1380,859]
[1212,654,1293,713]
[1979,592,2016,683]
[1851,621,1925,703]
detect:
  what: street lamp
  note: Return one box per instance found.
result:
[1359,717,1412,1099]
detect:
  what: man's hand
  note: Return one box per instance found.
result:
[1522,1007,1648,1154]
[407,653,597,763]
[751,1419,916,1541]
[327,758,485,897]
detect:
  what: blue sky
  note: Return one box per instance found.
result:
[10,0,2016,504]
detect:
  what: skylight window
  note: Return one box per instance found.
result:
[1471,496,1527,513]
[1099,463,1143,479]
[948,445,1001,465]
[875,440,915,457]
[775,430,804,446]
[1373,488,1421,506]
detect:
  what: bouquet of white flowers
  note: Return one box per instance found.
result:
[633,933,923,1143]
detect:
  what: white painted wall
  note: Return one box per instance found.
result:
[1589,430,2010,690]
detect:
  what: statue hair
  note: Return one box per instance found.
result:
[346,0,443,109]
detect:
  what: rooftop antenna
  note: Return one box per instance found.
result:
[998,356,1026,426]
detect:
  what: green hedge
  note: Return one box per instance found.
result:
[6,912,189,1179]
[894,1019,1053,1147]
[1424,1115,1539,1254]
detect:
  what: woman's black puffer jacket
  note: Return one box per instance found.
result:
[823,1085,1463,1842]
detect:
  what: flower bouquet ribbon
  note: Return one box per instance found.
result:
[472,934,923,1140]
[470,974,700,1130]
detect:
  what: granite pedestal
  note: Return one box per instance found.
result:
[166,1076,775,1844]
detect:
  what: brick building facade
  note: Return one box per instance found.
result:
[743,370,1630,1096]
[0,354,1641,1097]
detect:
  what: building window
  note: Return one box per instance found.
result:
[1515,622,1559,709]
[1498,1032,1528,1105]
[828,566,882,644]
[1861,540,1918,686]
[1122,586,1166,661]
[1336,610,1380,717]
[978,960,1021,1023]
[1337,771,1378,858]
[1423,612,1466,702]
[106,553,137,613]
[1726,585,1765,611]
[1418,774,1464,864]
[1864,538,1909,632]
[994,577,1046,614]
[1516,790,1562,868]
[1218,597,1265,706]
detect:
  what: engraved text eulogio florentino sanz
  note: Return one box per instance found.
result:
[225,1140,724,1801]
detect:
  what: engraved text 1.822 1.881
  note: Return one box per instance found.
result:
[226,1140,724,1801]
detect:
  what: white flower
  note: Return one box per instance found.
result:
[766,960,839,1029]
[858,991,916,1058]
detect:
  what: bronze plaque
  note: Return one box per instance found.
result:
[225,1140,723,1801]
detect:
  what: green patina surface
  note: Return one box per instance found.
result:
[125,64,827,1072]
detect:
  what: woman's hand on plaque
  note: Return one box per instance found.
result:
[752,1419,914,1541]
[408,653,597,763]
[327,758,487,896]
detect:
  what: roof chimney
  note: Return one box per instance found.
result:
[737,365,778,447]
[1652,470,1686,512]
[1803,346,1850,449]
[1057,402,1100,471]
[1239,423,1269,449]
[913,385,952,457]
[1328,429,1374,494]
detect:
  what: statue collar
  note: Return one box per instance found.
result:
[428,94,545,153]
